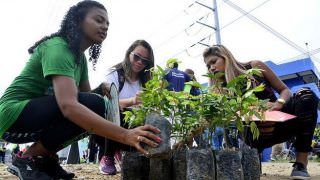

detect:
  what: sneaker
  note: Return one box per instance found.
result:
[7,154,52,180]
[290,162,311,180]
[99,155,116,175]
[114,151,122,173]
[114,150,122,162]
[41,155,75,179]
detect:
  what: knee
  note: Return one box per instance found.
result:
[295,88,318,111]
[78,92,105,117]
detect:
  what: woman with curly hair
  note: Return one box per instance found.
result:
[95,39,154,175]
[203,44,318,179]
[0,1,160,179]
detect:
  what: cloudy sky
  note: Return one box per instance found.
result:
[0,0,319,95]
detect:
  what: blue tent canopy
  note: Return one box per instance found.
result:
[265,57,320,79]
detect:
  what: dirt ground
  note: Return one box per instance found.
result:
[0,162,319,180]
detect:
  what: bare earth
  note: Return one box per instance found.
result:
[0,162,319,180]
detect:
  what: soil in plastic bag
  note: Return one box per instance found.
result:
[215,149,244,180]
[121,151,149,180]
[241,146,260,180]
[172,148,187,180]
[149,158,171,180]
[186,148,215,180]
[145,113,172,159]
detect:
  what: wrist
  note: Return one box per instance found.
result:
[131,97,136,105]
[121,129,130,145]
[276,98,286,105]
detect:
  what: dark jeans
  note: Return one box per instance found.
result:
[2,93,105,152]
[88,135,98,163]
[90,111,133,160]
[245,88,318,153]
[0,151,5,163]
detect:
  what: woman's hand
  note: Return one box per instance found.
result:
[267,102,283,111]
[131,91,143,105]
[123,125,162,155]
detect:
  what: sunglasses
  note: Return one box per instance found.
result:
[130,52,150,66]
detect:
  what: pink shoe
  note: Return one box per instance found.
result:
[114,150,122,162]
[99,156,116,175]
[114,151,122,172]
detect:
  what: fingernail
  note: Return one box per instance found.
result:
[153,143,159,147]
[156,137,162,142]
[157,128,161,133]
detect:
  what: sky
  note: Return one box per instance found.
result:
[0,0,319,95]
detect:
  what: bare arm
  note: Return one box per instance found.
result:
[120,98,135,108]
[119,91,142,108]
[79,80,91,92]
[52,75,160,154]
[251,60,292,110]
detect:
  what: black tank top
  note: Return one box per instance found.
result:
[244,63,277,102]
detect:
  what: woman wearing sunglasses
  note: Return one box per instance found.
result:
[0,1,161,179]
[93,39,155,175]
[110,40,154,108]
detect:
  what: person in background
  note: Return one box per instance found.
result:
[12,144,20,155]
[0,144,5,163]
[212,127,224,150]
[270,143,284,161]
[0,1,160,179]
[203,44,318,179]
[93,40,154,175]
[88,135,99,163]
[184,68,201,96]
[164,60,191,92]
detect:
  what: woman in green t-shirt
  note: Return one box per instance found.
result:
[0,1,161,179]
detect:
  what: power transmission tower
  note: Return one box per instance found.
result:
[195,0,221,45]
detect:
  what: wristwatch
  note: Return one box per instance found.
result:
[276,98,286,105]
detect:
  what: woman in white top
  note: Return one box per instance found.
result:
[106,40,154,108]
[96,40,154,175]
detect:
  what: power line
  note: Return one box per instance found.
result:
[153,0,228,51]
[224,0,320,63]
[218,0,271,32]
[280,47,320,63]
[154,13,212,49]
[158,34,212,64]
[185,13,210,36]
[145,1,199,40]
[42,0,59,34]
[166,0,272,59]
[223,0,308,54]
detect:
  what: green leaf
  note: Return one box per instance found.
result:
[247,68,263,76]
[250,122,260,140]
[252,84,265,93]
[243,90,253,98]
[246,80,252,90]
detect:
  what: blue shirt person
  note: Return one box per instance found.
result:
[165,62,191,92]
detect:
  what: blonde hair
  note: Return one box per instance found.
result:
[203,45,248,86]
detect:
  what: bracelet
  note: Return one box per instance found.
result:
[276,98,286,105]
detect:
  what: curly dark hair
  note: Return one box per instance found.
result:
[114,40,155,87]
[28,0,107,68]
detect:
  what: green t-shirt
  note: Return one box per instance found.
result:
[0,37,88,137]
